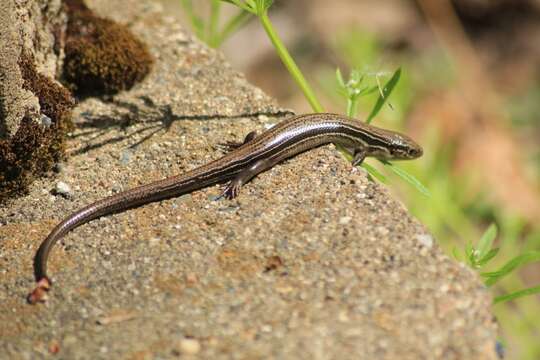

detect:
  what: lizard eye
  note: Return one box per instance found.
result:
[407,147,422,158]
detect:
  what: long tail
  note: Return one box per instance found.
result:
[27,170,226,304]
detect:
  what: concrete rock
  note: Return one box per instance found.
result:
[0,1,498,359]
[0,0,66,137]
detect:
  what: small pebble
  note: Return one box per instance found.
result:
[53,162,66,173]
[185,273,198,285]
[119,150,133,165]
[63,335,77,346]
[54,181,72,198]
[168,31,188,44]
[376,226,389,235]
[177,338,201,355]
[416,234,434,249]
[214,96,230,104]
[40,114,52,127]
[261,324,272,333]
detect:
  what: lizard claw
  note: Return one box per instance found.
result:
[216,182,240,200]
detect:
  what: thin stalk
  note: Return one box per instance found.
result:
[347,98,359,118]
[208,1,222,47]
[259,11,324,113]
[214,10,252,47]
[258,9,375,175]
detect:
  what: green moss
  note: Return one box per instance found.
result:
[63,0,153,97]
[0,53,74,203]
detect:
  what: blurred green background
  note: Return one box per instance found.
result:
[169,0,540,358]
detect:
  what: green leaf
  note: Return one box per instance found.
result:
[349,69,362,86]
[221,0,255,13]
[359,85,379,97]
[476,223,497,260]
[465,242,477,267]
[257,0,274,12]
[336,68,345,88]
[207,0,222,47]
[381,160,430,196]
[213,9,252,47]
[225,0,272,15]
[477,247,500,267]
[363,85,379,95]
[366,68,401,124]
[494,284,540,304]
[482,251,540,286]
[180,0,206,40]
[361,162,387,183]
[452,246,462,261]
[465,242,473,259]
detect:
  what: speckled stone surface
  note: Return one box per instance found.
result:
[0,1,497,359]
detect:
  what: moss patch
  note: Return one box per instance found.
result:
[0,53,74,203]
[63,0,153,97]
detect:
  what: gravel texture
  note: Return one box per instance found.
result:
[0,0,498,359]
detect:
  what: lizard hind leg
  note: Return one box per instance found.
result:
[217,157,273,200]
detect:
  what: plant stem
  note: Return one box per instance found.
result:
[258,9,358,169]
[346,98,359,118]
[208,0,222,47]
[214,10,251,47]
[259,11,324,113]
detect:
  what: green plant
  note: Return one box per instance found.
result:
[184,3,540,357]
[223,0,323,112]
[455,223,540,304]
[220,0,428,195]
[210,4,538,305]
[328,27,540,357]
[335,67,430,195]
[181,0,251,48]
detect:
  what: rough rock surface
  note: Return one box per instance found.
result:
[0,1,498,359]
[0,0,66,138]
[77,1,287,122]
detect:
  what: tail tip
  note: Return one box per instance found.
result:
[27,277,51,304]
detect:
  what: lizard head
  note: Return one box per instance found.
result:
[369,132,423,161]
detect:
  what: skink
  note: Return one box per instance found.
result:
[28,113,422,303]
